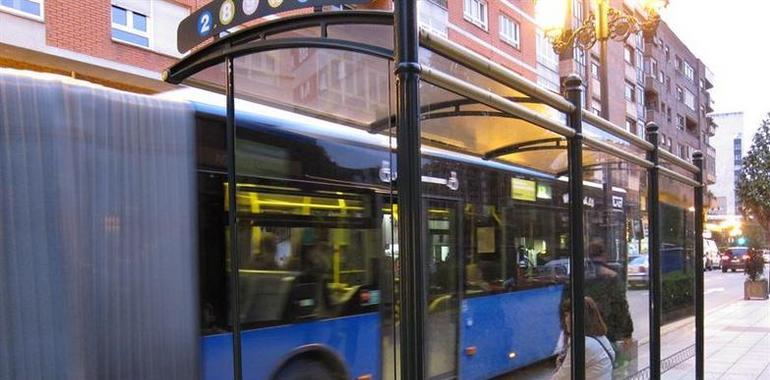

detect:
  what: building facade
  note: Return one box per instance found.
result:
[0,0,196,93]
[709,112,746,217]
[642,20,717,184]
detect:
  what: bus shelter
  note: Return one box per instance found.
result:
[165,3,705,380]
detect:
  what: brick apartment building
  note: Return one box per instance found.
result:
[643,20,717,183]
[1,0,716,182]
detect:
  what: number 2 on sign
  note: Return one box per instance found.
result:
[199,11,212,36]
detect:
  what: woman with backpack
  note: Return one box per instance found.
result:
[552,296,616,380]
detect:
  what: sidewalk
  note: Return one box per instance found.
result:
[701,298,770,379]
[502,297,770,379]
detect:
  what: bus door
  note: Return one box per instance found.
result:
[425,199,460,379]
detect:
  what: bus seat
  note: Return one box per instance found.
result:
[239,271,298,323]
[283,273,326,321]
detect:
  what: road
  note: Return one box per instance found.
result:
[500,267,759,379]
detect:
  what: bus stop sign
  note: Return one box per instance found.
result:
[177,0,370,53]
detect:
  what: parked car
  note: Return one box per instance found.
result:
[721,247,750,272]
[704,239,720,270]
[627,255,649,288]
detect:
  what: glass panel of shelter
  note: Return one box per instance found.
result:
[179,38,400,378]
[418,76,574,379]
[232,47,398,380]
[658,160,698,379]
[579,148,651,380]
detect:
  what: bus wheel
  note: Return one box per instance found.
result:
[274,359,340,380]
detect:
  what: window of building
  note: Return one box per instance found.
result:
[649,58,659,76]
[573,46,586,73]
[636,85,644,106]
[683,61,694,81]
[664,45,670,61]
[676,86,684,102]
[592,99,602,115]
[675,55,682,70]
[624,45,634,64]
[700,79,706,90]
[499,14,520,48]
[626,118,637,135]
[677,114,685,130]
[111,5,150,47]
[0,0,43,18]
[679,143,687,159]
[684,89,695,110]
[658,70,664,83]
[666,106,672,123]
[463,0,488,30]
[624,81,635,101]
[591,62,600,79]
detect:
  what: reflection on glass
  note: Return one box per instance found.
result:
[578,154,650,379]
[660,175,697,379]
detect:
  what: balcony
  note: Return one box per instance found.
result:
[644,75,662,95]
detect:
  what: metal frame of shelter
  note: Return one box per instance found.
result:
[165,3,705,380]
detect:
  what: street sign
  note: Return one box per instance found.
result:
[177,0,370,53]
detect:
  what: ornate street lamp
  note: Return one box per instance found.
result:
[536,0,668,121]
[536,0,668,55]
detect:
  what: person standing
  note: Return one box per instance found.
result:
[552,297,616,380]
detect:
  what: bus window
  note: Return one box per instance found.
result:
[237,225,380,326]
[198,174,382,333]
[463,204,505,294]
[507,206,570,287]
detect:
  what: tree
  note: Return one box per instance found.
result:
[737,114,770,230]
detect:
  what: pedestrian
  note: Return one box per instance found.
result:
[552,296,616,380]
[585,240,634,366]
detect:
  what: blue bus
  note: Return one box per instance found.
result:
[1,71,638,380]
[190,97,628,380]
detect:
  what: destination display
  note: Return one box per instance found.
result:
[177,0,370,53]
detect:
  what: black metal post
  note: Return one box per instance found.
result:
[565,74,585,380]
[693,151,705,380]
[394,0,426,379]
[225,56,243,380]
[646,123,661,379]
